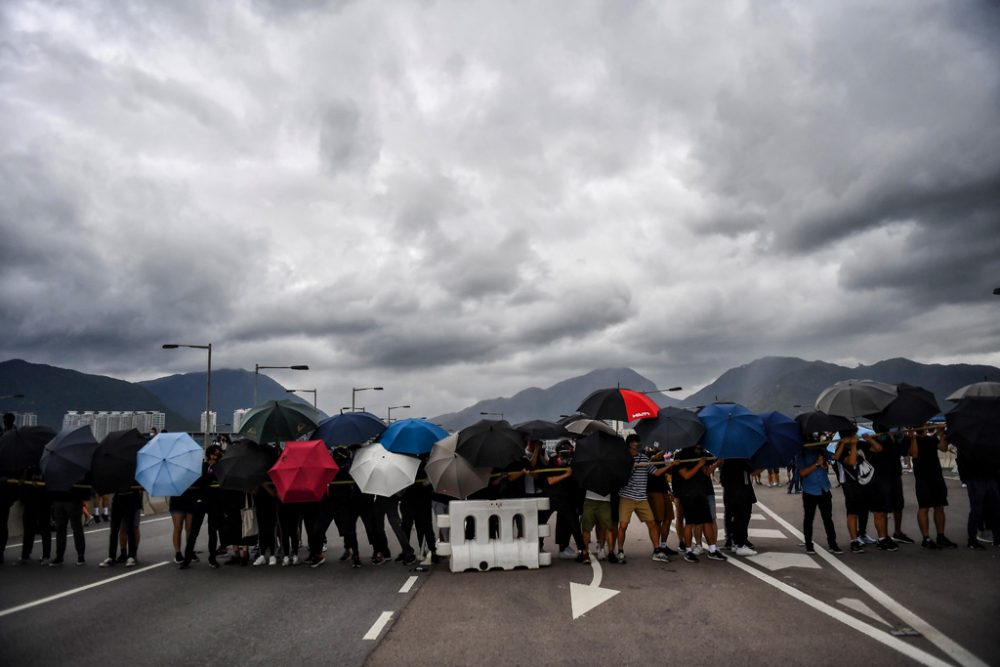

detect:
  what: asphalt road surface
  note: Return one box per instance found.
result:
[2,473,997,667]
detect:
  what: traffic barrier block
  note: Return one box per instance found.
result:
[436,498,552,572]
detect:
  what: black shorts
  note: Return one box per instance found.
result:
[677,493,712,525]
[865,477,894,513]
[915,475,948,509]
[842,483,866,516]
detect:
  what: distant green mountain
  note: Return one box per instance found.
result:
[0,359,190,430]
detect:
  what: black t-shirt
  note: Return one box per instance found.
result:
[912,435,943,480]
[647,464,670,493]
[864,434,904,478]
[672,447,711,497]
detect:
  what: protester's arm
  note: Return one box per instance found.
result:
[677,458,705,480]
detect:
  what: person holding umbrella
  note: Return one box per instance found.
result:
[907,427,958,549]
[796,445,842,555]
[832,434,868,553]
[49,476,90,566]
[672,442,725,563]
[614,434,666,564]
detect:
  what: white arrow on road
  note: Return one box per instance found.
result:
[570,557,619,619]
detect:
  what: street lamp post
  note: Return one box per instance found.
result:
[480,411,504,421]
[286,388,317,408]
[387,405,411,423]
[352,386,383,412]
[163,343,212,449]
[254,364,309,406]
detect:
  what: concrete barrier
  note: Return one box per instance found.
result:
[436,498,552,572]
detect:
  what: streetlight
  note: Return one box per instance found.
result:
[480,411,504,421]
[352,386,382,412]
[643,386,683,394]
[387,405,411,423]
[286,388,317,408]
[163,343,212,449]
[254,363,309,405]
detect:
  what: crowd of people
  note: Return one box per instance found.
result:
[2,416,999,571]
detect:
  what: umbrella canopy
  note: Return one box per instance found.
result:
[92,429,148,495]
[425,433,492,499]
[0,426,57,474]
[634,407,706,452]
[455,419,525,468]
[349,442,421,497]
[213,439,280,492]
[577,388,660,422]
[40,425,100,492]
[946,381,1000,402]
[513,419,568,441]
[815,379,898,418]
[135,432,203,497]
[571,431,632,496]
[830,425,876,453]
[564,418,617,437]
[867,383,940,428]
[311,411,386,447]
[946,397,1000,465]
[749,412,803,470]
[268,440,339,503]
[697,403,766,460]
[795,411,855,437]
[239,400,324,445]
[379,419,449,456]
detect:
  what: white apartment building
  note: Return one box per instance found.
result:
[62,411,166,441]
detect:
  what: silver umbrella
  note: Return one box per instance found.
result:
[815,379,898,418]
[349,442,419,497]
[946,381,1000,402]
[425,433,492,499]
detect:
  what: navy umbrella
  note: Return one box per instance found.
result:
[455,419,525,468]
[867,383,940,428]
[0,425,57,474]
[571,431,632,496]
[91,428,147,495]
[750,412,803,469]
[513,420,568,441]
[634,406,706,452]
[697,403,766,460]
[946,397,1000,465]
[311,411,386,448]
[41,425,100,492]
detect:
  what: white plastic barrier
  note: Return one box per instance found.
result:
[436,498,552,572]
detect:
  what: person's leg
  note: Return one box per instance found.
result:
[802,493,818,548]
[53,500,69,561]
[382,496,413,558]
[20,492,38,561]
[965,480,985,543]
[819,491,837,547]
[38,495,52,560]
[69,504,85,561]
[414,494,436,555]
[734,500,751,548]
[124,499,138,560]
[917,507,930,538]
[171,512,184,557]
[932,506,946,536]
[723,502,735,547]
[108,503,124,561]
[0,489,15,558]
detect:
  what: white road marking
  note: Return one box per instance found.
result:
[363,611,394,640]
[0,561,170,618]
[727,556,952,667]
[399,576,418,593]
[720,527,787,540]
[746,551,821,571]
[5,515,173,551]
[750,513,766,520]
[569,557,619,620]
[756,501,988,667]
[838,598,892,627]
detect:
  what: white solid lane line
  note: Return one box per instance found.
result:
[5,515,173,551]
[399,576,418,593]
[363,611,394,640]
[756,501,989,667]
[0,561,170,619]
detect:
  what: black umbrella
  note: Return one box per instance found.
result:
[795,411,855,438]
[40,425,100,492]
[577,388,660,422]
[815,379,897,418]
[0,425,57,474]
[213,439,280,492]
[634,406,706,452]
[946,397,1000,465]
[455,419,525,468]
[513,419,567,441]
[91,429,148,495]
[571,431,632,496]
[867,383,940,428]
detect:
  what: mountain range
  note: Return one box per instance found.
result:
[1,356,996,433]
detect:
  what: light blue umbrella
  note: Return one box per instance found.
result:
[379,418,449,456]
[135,432,203,496]
[830,425,875,453]
[697,403,766,459]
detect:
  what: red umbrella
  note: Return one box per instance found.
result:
[267,440,339,503]
[577,388,660,422]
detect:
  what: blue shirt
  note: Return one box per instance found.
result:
[797,449,831,496]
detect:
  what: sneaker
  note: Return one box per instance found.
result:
[402,553,417,566]
[174,552,184,564]
[339,549,353,561]
[936,535,958,549]
[351,556,362,568]
[661,545,679,556]
[208,558,219,569]
[921,537,941,550]
[805,543,816,555]
[310,555,327,568]
[39,558,50,566]
[607,551,619,564]
[977,529,994,544]
[744,541,755,549]
[559,546,577,560]
[99,557,114,568]
[268,555,277,566]
[596,546,608,561]
[859,533,878,545]
[828,543,843,555]
[76,557,85,566]
[291,555,299,566]
[253,555,267,566]
[615,551,626,564]
[892,532,915,545]
[115,553,128,564]
[706,550,727,561]
[850,542,865,554]
[968,540,986,551]
[281,556,290,567]
[683,551,699,563]
[371,554,386,565]
[733,545,757,557]
[49,558,64,566]
[652,549,670,563]
[692,545,704,556]
[877,538,899,552]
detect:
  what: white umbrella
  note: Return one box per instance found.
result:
[425,433,492,499]
[349,442,420,497]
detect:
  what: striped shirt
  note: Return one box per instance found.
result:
[619,452,650,500]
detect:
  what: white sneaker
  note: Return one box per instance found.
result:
[126,557,136,567]
[558,547,577,560]
[734,545,758,557]
[253,555,266,566]
[596,546,608,561]
[693,545,705,556]
[281,556,290,567]
[268,555,277,566]
[291,555,299,566]
[99,557,114,568]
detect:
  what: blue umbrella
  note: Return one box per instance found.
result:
[135,432,203,496]
[311,411,386,447]
[697,403,766,459]
[829,425,875,453]
[379,418,449,456]
[750,411,802,469]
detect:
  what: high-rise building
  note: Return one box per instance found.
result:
[200,411,218,434]
[10,412,38,427]
[232,408,251,434]
[62,411,167,441]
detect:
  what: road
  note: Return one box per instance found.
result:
[1,474,997,666]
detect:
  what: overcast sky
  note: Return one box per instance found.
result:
[2,0,999,419]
